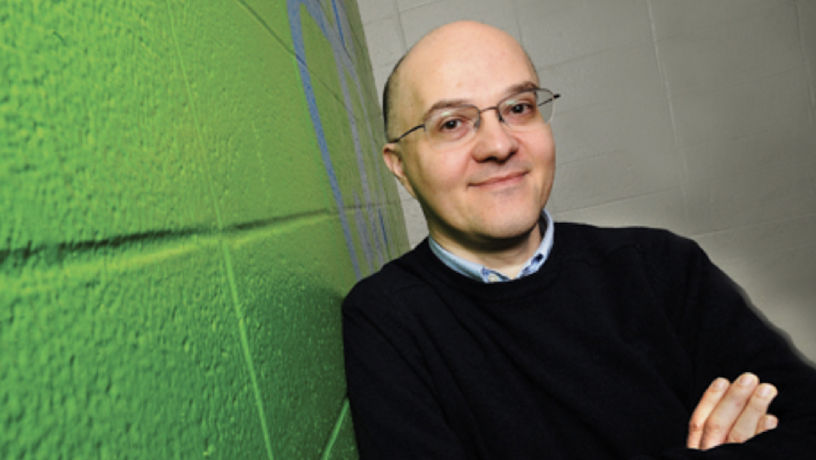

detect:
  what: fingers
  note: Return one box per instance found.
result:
[698,373,759,449]
[757,414,779,435]
[724,381,777,444]
[695,373,780,450]
[687,377,730,449]
[688,374,781,450]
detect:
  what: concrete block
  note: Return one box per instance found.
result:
[1,0,217,250]
[166,0,332,228]
[656,3,802,97]
[2,1,410,459]
[538,40,664,115]
[400,0,522,48]
[681,183,716,236]
[648,0,794,40]
[0,238,269,459]
[551,188,689,235]
[519,0,651,67]
[799,0,816,111]
[225,215,357,459]
[323,401,358,459]
[682,124,816,186]
[400,195,429,248]
[708,157,816,231]
[694,213,816,264]
[364,16,408,66]
[397,0,439,13]
[670,68,811,148]
[553,137,680,211]
[358,0,398,25]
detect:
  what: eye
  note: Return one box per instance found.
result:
[426,107,477,143]
[502,93,539,123]
[509,102,533,115]
[506,95,536,114]
[431,111,472,135]
[440,118,463,131]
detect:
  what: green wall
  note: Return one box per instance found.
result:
[1,0,408,458]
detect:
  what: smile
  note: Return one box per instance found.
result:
[471,171,527,188]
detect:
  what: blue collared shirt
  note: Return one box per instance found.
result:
[429,210,555,283]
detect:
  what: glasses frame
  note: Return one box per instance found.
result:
[387,88,561,145]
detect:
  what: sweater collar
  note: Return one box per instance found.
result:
[428,210,555,283]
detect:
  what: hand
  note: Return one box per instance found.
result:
[687,373,779,450]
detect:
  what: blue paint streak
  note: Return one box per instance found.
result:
[379,210,389,252]
[331,0,348,54]
[287,0,361,280]
[287,0,395,277]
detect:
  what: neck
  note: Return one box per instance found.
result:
[432,223,543,279]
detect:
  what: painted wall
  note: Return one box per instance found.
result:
[1,0,407,458]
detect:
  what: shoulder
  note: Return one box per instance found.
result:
[553,222,717,305]
[554,221,702,262]
[342,241,438,317]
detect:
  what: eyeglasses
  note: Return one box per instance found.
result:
[388,88,560,150]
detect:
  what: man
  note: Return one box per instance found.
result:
[343,21,816,459]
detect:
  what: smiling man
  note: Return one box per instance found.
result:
[383,38,555,278]
[342,21,816,459]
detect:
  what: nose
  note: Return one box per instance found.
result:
[471,108,519,162]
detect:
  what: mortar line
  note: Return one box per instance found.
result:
[231,0,292,54]
[163,0,224,230]
[645,0,694,225]
[221,240,276,460]
[164,1,274,459]
[320,398,351,460]
[645,0,681,152]
[0,210,336,268]
[794,1,816,125]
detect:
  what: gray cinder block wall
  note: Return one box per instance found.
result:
[357,0,816,362]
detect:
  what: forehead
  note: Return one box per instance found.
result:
[397,26,538,118]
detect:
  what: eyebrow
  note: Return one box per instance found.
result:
[420,81,541,120]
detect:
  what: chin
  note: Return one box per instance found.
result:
[481,210,542,241]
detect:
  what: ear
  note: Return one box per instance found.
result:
[383,143,417,199]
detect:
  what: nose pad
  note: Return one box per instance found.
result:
[472,108,517,161]
[478,106,503,126]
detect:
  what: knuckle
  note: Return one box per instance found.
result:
[689,419,705,433]
[749,401,771,414]
[726,431,749,444]
[748,394,774,412]
[704,419,728,435]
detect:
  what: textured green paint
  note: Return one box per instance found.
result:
[2,238,269,459]
[324,403,359,460]
[1,0,408,458]
[303,13,358,209]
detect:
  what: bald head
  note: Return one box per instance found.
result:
[382,21,538,140]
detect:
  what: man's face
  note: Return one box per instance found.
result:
[384,23,556,253]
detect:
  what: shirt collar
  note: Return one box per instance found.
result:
[429,210,555,283]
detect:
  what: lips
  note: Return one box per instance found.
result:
[470,170,527,187]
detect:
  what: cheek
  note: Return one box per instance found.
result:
[412,153,466,193]
[528,128,556,164]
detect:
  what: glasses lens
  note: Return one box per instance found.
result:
[425,106,479,148]
[500,89,556,128]
[537,89,556,123]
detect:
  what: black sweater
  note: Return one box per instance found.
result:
[343,223,816,459]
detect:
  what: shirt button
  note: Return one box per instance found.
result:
[487,273,501,283]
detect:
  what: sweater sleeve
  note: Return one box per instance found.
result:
[342,279,470,460]
[633,232,816,459]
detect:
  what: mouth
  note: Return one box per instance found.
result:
[471,171,527,188]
